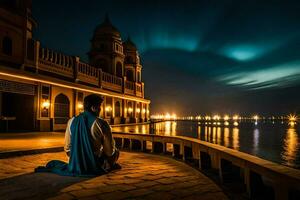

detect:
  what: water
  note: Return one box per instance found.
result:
[112,121,300,169]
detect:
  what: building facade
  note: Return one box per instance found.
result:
[0,0,150,132]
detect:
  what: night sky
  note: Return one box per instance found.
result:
[33,0,300,116]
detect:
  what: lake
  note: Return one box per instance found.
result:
[112,121,300,169]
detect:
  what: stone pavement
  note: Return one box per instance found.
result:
[0,132,64,153]
[0,151,228,200]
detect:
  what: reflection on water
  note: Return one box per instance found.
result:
[282,127,299,167]
[253,129,260,155]
[112,121,300,169]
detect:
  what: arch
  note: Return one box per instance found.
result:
[116,62,123,77]
[126,69,134,81]
[137,71,141,82]
[115,101,121,117]
[2,36,12,56]
[54,93,70,124]
[127,101,133,117]
[96,58,110,73]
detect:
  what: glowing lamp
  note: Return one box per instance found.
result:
[213,115,220,121]
[77,103,83,109]
[137,108,141,113]
[233,115,239,120]
[105,106,112,112]
[142,109,146,113]
[288,114,297,122]
[42,100,50,109]
[224,115,230,121]
[253,115,259,121]
[128,108,133,113]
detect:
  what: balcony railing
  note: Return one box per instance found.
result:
[77,62,99,86]
[101,72,122,92]
[136,82,143,97]
[5,40,145,98]
[125,80,135,95]
[38,47,74,78]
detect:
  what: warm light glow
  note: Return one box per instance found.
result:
[142,108,146,113]
[224,121,229,126]
[253,115,259,121]
[205,116,211,120]
[128,107,133,113]
[77,103,83,109]
[289,121,296,127]
[0,72,150,103]
[105,106,112,112]
[137,108,141,113]
[233,121,239,126]
[232,115,239,120]
[224,115,230,121]
[42,100,50,109]
[288,114,297,122]
[213,115,220,121]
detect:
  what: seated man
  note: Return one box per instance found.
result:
[36,94,119,176]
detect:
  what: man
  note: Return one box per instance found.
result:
[36,94,119,176]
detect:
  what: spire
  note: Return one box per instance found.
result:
[103,13,112,25]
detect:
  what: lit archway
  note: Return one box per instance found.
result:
[54,93,70,124]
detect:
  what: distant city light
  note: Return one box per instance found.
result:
[224,115,230,121]
[253,115,259,121]
[233,115,239,121]
[213,115,220,121]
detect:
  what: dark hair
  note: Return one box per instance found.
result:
[84,94,104,111]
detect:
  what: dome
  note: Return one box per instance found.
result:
[94,15,121,38]
[123,37,137,51]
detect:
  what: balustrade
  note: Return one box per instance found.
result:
[113,132,300,200]
[38,47,74,78]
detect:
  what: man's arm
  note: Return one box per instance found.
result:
[64,118,73,157]
[94,119,116,157]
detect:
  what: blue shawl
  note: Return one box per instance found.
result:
[35,111,106,177]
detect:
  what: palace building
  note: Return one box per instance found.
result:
[0,0,150,132]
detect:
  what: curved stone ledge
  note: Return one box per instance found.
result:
[112,132,300,200]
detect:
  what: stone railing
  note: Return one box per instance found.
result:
[125,80,135,95]
[112,132,300,200]
[136,82,143,97]
[38,47,74,78]
[101,72,122,92]
[19,41,145,98]
[77,61,99,86]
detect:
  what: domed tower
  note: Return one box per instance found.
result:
[88,15,124,77]
[123,37,142,83]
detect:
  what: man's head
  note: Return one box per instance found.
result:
[84,94,104,116]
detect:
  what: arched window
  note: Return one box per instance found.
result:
[54,93,70,124]
[116,62,123,77]
[2,36,12,56]
[96,59,110,73]
[115,101,121,117]
[137,71,141,82]
[126,69,134,81]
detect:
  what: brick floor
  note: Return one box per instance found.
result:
[0,151,228,200]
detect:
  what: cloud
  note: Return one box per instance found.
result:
[219,61,300,89]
